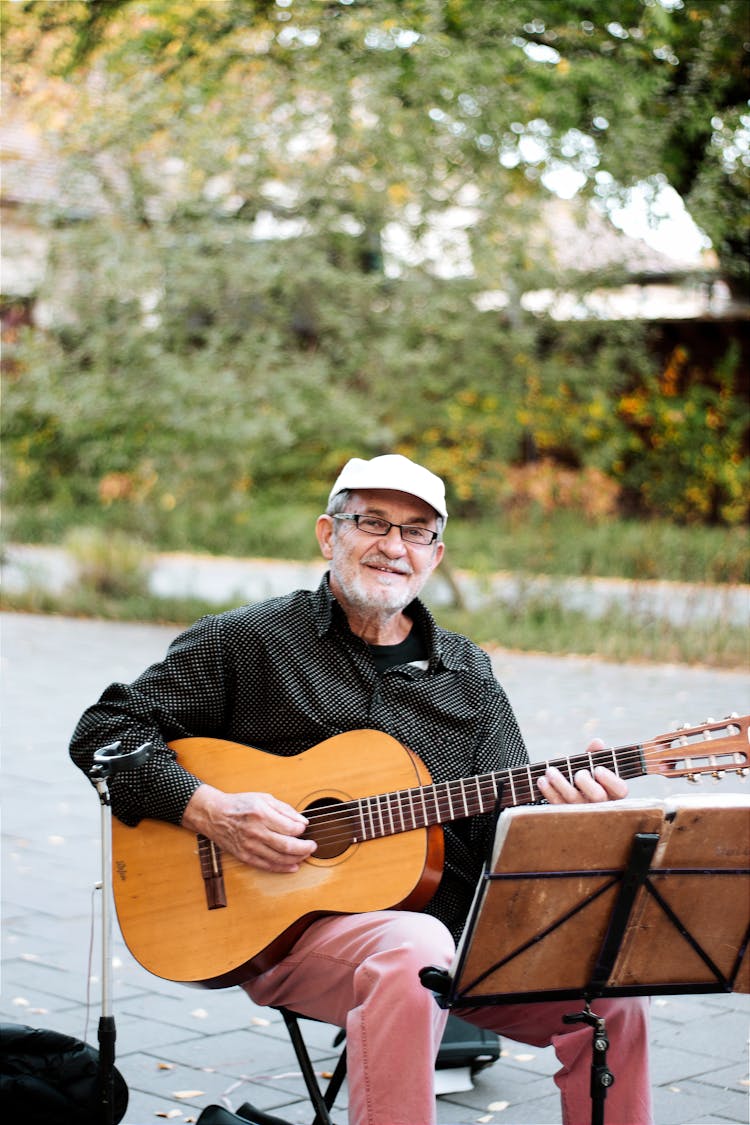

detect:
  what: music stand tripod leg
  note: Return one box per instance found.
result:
[561,830,660,1125]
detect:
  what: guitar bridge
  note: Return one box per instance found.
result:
[197,834,227,909]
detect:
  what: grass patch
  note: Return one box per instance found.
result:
[444,511,749,585]
[2,584,747,670]
[437,596,749,670]
[3,507,747,668]
[0,586,239,627]
[7,505,747,584]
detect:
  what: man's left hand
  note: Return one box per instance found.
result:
[536,738,628,804]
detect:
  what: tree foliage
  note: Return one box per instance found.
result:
[2,0,748,547]
[4,217,747,548]
[4,0,748,289]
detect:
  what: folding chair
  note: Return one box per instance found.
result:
[236,1008,347,1125]
[234,1008,499,1125]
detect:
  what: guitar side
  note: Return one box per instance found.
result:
[111,731,443,987]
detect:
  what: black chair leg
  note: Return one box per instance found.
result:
[235,1105,296,1125]
[280,1009,346,1125]
[237,1008,347,1125]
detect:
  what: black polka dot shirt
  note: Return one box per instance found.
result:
[70,576,529,941]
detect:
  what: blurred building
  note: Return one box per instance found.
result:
[1,91,744,327]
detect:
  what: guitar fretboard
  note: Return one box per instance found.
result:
[306,745,646,846]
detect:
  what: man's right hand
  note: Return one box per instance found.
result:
[181,783,317,872]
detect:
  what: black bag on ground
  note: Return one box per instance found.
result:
[0,1023,128,1125]
[437,1012,501,1074]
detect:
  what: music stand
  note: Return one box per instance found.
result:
[421,795,750,1125]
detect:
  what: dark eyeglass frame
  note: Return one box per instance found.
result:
[332,513,439,546]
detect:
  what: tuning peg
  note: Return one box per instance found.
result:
[687,774,701,784]
[711,772,725,781]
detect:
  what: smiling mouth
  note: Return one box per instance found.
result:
[366,562,410,577]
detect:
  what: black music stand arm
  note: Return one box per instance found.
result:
[560,832,661,1125]
[587,832,660,996]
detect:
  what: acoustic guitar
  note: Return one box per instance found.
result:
[111,715,749,987]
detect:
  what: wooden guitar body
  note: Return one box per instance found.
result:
[111,731,443,987]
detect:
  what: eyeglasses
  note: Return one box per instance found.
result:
[333,513,439,546]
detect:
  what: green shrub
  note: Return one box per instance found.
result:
[64,527,152,598]
[2,218,747,560]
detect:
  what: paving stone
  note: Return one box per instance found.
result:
[653,1078,748,1125]
[3,610,749,1125]
[696,1060,750,1096]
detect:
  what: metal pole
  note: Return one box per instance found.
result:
[89,740,154,1125]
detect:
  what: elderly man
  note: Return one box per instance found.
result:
[70,453,651,1125]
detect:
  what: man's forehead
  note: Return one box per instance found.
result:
[348,488,439,522]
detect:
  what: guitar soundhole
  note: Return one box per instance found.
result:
[303,797,353,860]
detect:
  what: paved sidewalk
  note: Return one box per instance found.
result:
[2,610,749,1124]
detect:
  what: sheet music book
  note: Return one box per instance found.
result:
[446,795,749,1005]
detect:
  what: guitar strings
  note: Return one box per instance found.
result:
[282,738,747,850]
[199,730,747,865]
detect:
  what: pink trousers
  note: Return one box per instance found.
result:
[244,910,652,1125]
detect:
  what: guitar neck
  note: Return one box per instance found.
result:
[338,744,645,846]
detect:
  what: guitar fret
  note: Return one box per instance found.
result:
[378,794,387,837]
[446,783,455,820]
[433,784,444,824]
[507,768,517,806]
[395,793,405,833]
[407,787,416,830]
[460,779,470,817]
[356,802,366,844]
[474,775,483,814]
[366,795,376,840]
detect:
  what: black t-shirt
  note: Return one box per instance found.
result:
[368,625,428,673]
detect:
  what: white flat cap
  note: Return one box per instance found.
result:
[328,454,448,520]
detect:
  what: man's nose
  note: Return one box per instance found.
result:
[380,525,408,554]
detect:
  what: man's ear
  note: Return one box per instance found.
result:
[315,514,335,560]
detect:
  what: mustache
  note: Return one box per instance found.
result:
[363,553,413,576]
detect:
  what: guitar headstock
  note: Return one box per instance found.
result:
[643,714,749,782]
